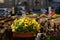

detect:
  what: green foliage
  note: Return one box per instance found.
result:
[44,35,50,40]
[43,34,60,40]
[11,17,40,32]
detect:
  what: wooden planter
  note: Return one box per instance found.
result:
[13,32,36,38]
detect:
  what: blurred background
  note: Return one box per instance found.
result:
[0,0,60,13]
[0,0,60,40]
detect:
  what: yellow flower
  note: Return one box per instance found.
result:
[31,19,36,23]
[12,29,15,32]
[18,19,24,22]
[11,24,13,27]
[24,19,28,22]
[26,17,31,20]
[24,24,28,27]
[36,24,40,31]
[14,19,18,23]
[19,22,22,25]
[11,17,41,32]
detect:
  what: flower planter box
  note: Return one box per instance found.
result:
[12,32,36,40]
[13,32,36,38]
[11,17,40,40]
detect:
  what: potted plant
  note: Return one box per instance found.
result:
[11,17,40,38]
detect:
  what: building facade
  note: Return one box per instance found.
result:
[16,0,50,9]
[0,0,54,9]
[0,0,14,8]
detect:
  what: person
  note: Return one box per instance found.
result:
[10,6,18,16]
[41,8,47,14]
[0,10,5,16]
[50,10,55,16]
[15,11,22,16]
[0,12,4,16]
[4,11,11,17]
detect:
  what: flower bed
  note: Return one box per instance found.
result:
[11,17,40,32]
[11,17,40,38]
